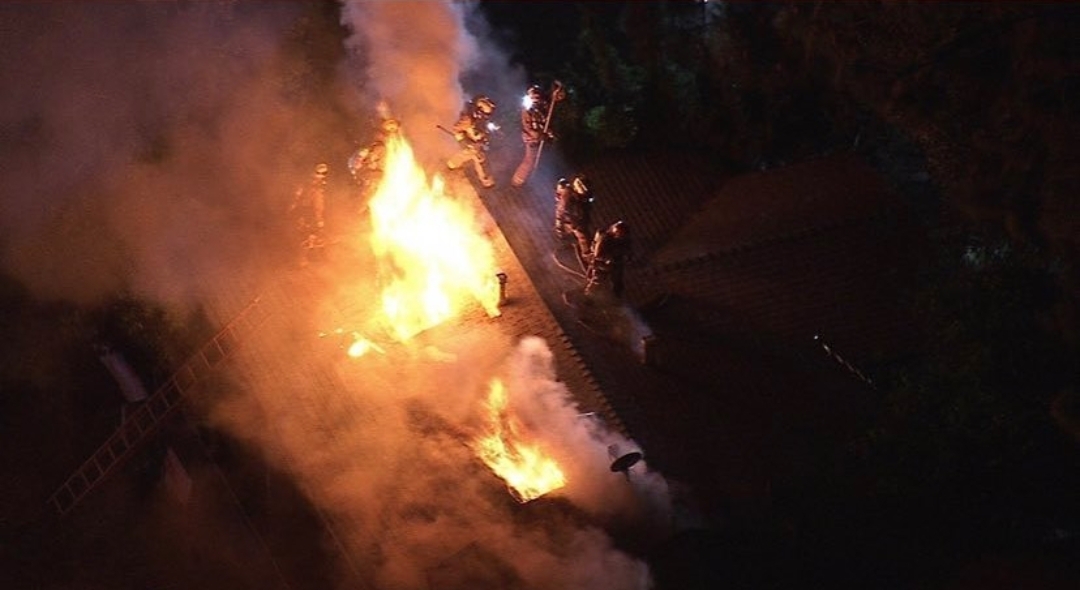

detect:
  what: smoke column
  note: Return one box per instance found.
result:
[339,0,526,170]
[205,2,673,588]
[340,0,468,168]
[0,1,675,587]
[213,324,665,589]
[0,2,335,308]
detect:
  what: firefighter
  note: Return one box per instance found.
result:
[511,82,563,187]
[348,117,399,204]
[446,95,497,188]
[554,174,594,269]
[585,220,631,297]
[290,163,329,266]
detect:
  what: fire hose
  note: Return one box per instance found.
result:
[436,124,458,139]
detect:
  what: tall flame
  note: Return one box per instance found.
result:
[474,378,566,502]
[368,133,501,342]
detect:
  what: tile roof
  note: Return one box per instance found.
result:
[42,141,930,586]
[191,142,927,545]
[479,146,928,517]
[594,151,925,365]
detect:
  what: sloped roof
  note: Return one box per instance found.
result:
[650,152,898,264]
[475,146,925,516]
[480,145,934,508]
[604,151,926,366]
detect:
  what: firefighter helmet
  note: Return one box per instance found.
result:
[524,85,545,111]
[556,177,572,191]
[314,163,329,177]
[610,220,627,238]
[473,95,496,117]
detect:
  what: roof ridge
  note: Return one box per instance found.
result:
[641,210,888,275]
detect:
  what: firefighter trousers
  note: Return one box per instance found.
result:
[447,145,494,188]
[511,139,541,187]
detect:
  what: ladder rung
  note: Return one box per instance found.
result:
[175,366,196,390]
[134,407,155,432]
[123,417,144,442]
[217,329,237,355]
[50,488,74,513]
[150,394,169,417]
[161,380,182,405]
[67,473,89,498]
[202,340,224,366]
[47,293,269,516]
[193,350,211,372]
[168,377,185,398]
[86,455,104,481]
[108,433,129,458]
[99,442,117,465]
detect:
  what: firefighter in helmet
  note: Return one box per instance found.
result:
[290,162,329,266]
[446,95,497,188]
[511,82,563,187]
[585,220,631,297]
[348,117,400,204]
[554,174,594,269]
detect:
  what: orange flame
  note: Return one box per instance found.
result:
[368,133,501,342]
[346,333,384,358]
[474,378,566,502]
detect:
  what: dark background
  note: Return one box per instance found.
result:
[478,3,1080,588]
[3,2,1079,589]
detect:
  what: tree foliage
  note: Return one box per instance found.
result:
[554,6,646,155]
[540,1,1080,575]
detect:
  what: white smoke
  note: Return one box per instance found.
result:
[339,0,472,166]
[206,3,670,586]
[0,2,333,308]
[501,337,673,529]
[1,1,675,587]
[338,0,526,171]
[211,325,664,589]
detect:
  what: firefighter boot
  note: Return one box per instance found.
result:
[474,162,495,188]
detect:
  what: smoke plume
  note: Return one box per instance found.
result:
[207,1,666,587]
[2,1,673,588]
[338,0,526,170]
[211,324,664,589]
[0,2,335,308]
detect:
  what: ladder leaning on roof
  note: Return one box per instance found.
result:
[46,296,270,517]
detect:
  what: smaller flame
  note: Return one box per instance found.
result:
[347,333,384,358]
[474,378,566,502]
[319,328,386,358]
